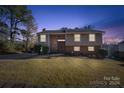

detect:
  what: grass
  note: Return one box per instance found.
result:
[0,57,124,87]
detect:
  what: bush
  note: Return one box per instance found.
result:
[33,44,41,53]
[0,40,16,54]
[0,40,8,53]
[15,43,24,51]
[96,49,107,59]
[33,44,49,54]
[42,45,49,54]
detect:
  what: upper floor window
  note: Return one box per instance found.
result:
[74,34,80,42]
[74,46,80,51]
[89,34,95,42]
[88,46,95,51]
[40,34,46,42]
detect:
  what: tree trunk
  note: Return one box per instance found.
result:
[10,10,14,42]
[25,38,29,52]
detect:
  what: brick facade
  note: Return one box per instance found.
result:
[37,29,104,54]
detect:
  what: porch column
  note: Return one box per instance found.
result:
[48,33,51,53]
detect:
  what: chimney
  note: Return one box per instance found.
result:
[42,28,46,32]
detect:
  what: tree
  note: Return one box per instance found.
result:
[0,6,32,42]
[0,6,17,41]
[83,25,94,30]
[60,27,68,30]
[0,21,9,31]
[0,6,9,39]
[20,13,37,51]
[0,6,37,53]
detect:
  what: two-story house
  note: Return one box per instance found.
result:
[37,29,104,55]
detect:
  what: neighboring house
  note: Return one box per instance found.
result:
[37,29,104,55]
[118,41,124,58]
[102,44,118,57]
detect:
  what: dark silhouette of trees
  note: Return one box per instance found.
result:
[21,14,37,51]
[0,6,36,42]
[0,5,37,52]
[83,25,94,30]
[60,25,95,31]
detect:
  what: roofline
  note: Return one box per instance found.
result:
[37,30,105,35]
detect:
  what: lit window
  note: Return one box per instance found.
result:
[89,34,95,42]
[88,46,95,51]
[74,34,80,42]
[40,35,46,42]
[74,46,80,51]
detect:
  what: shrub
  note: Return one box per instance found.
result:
[15,43,24,52]
[113,51,119,58]
[33,44,41,53]
[33,44,49,54]
[42,45,49,54]
[0,40,16,54]
[0,40,8,53]
[96,49,107,58]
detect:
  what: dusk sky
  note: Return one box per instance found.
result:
[28,5,124,43]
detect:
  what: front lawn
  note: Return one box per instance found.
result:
[0,57,124,87]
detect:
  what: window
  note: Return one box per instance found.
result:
[89,34,95,42]
[40,35,46,42]
[88,46,95,51]
[74,46,80,51]
[74,34,80,42]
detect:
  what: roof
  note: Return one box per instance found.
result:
[37,29,105,35]
[119,41,124,44]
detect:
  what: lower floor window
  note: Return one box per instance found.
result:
[88,46,95,51]
[74,46,80,51]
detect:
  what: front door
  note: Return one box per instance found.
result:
[57,41,65,53]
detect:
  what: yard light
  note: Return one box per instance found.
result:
[40,46,42,52]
